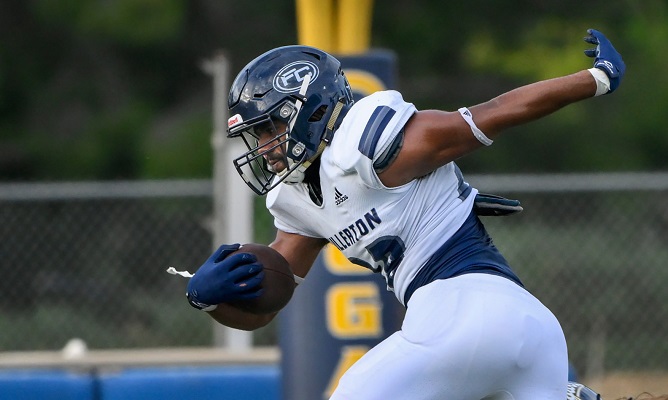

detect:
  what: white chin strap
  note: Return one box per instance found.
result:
[281,166,306,184]
[279,145,319,185]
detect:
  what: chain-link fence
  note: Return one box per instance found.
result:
[1,174,666,379]
[0,181,215,350]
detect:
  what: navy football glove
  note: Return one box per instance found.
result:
[584,29,625,94]
[186,243,265,311]
[474,193,523,217]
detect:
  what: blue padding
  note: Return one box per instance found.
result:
[0,369,94,400]
[99,365,280,400]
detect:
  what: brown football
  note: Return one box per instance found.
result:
[227,243,296,315]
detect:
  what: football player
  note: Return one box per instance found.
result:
[185,29,625,399]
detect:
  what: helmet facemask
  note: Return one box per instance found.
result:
[229,96,315,195]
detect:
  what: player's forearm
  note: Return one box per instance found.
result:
[472,70,597,136]
[207,303,277,331]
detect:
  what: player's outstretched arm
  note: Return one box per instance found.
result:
[472,29,624,137]
[378,29,625,188]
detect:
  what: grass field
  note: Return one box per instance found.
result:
[585,371,668,399]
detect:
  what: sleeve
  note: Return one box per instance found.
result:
[329,91,417,189]
[266,184,323,238]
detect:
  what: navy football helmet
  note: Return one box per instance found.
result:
[567,381,602,400]
[227,45,354,195]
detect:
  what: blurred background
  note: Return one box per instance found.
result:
[0,0,666,398]
[1,0,666,180]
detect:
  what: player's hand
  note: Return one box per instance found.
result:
[186,243,265,311]
[584,29,625,93]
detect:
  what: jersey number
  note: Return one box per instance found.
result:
[352,236,406,289]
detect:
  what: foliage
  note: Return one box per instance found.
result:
[455,4,668,173]
[32,0,187,46]
[0,1,667,181]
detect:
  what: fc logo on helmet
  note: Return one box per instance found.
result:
[273,61,319,93]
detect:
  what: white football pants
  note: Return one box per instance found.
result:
[330,274,568,400]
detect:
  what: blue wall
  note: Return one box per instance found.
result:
[0,363,579,399]
[0,366,280,400]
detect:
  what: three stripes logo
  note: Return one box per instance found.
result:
[334,187,349,206]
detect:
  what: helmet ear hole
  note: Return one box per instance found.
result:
[308,105,328,122]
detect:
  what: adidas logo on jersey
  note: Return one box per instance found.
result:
[334,187,349,206]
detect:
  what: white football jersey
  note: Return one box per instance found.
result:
[267,90,477,305]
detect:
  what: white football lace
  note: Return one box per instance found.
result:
[166,267,194,278]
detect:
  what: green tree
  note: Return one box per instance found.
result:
[0,1,665,180]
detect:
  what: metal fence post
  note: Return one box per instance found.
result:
[203,52,254,351]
